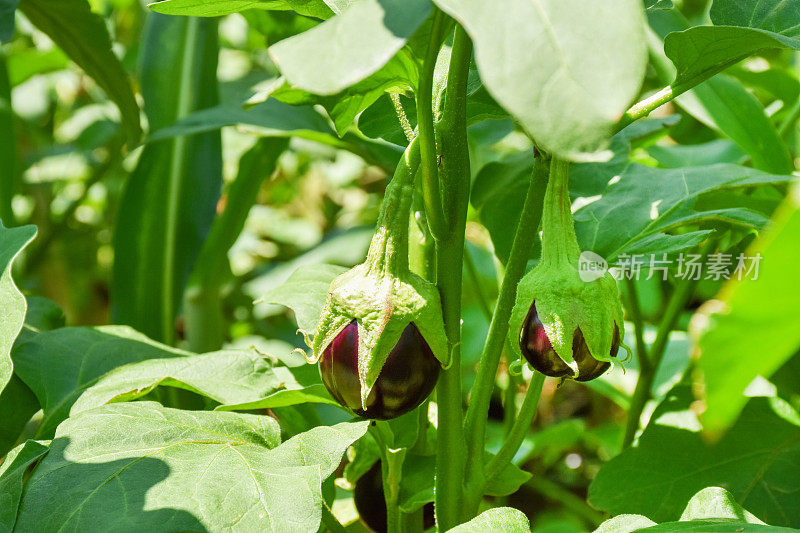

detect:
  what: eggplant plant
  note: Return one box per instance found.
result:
[1,0,800,532]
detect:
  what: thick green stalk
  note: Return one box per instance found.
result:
[540,158,579,266]
[432,25,471,530]
[462,158,548,507]
[484,372,545,482]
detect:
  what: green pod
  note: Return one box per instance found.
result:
[509,158,624,380]
[309,139,448,410]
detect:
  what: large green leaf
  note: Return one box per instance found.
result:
[269,0,430,95]
[0,440,49,533]
[589,384,800,527]
[0,297,63,456]
[149,0,335,18]
[596,487,796,533]
[676,75,793,174]
[72,348,336,415]
[432,0,647,160]
[573,163,795,260]
[112,14,222,344]
[0,222,35,394]
[15,402,369,531]
[448,507,531,532]
[12,326,190,438]
[650,10,793,175]
[694,185,800,437]
[18,0,141,143]
[664,0,800,91]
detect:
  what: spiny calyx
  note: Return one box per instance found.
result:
[309,140,448,412]
[509,158,624,381]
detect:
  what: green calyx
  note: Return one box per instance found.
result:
[508,158,624,376]
[310,138,448,408]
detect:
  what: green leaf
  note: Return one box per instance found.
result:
[0,221,35,394]
[0,440,49,533]
[645,0,672,10]
[647,139,746,169]
[448,507,531,532]
[269,0,430,95]
[676,75,793,174]
[265,50,417,136]
[596,487,795,533]
[73,348,337,414]
[112,14,222,344]
[12,326,190,438]
[263,264,349,334]
[18,0,141,144]
[147,98,402,172]
[433,0,647,160]
[664,0,800,92]
[574,163,795,260]
[16,402,369,531]
[0,0,20,42]
[589,384,800,527]
[149,0,335,18]
[695,186,800,436]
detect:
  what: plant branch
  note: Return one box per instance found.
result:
[622,241,713,448]
[624,278,650,374]
[525,476,606,527]
[417,7,447,241]
[485,371,545,482]
[463,158,548,499]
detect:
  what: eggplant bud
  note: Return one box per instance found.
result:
[519,302,619,381]
[320,320,440,419]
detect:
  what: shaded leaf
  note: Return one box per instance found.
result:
[12,326,190,438]
[433,0,647,160]
[16,402,368,532]
[589,384,800,527]
[574,163,795,260]
[0,440,49,533]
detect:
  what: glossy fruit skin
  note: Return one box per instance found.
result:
[354,462,434,533]
[319,320,440,420]
[519,302,620,381]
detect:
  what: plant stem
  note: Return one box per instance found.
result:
[417,7,447,241]
[184,138,287,352]
[525,476,606,527]
[621,241,712,447]
[624,278,650,374]
[462,158,548,508]
[485,372,545,482]
[778,96,800,139]
[432,24,471,531]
